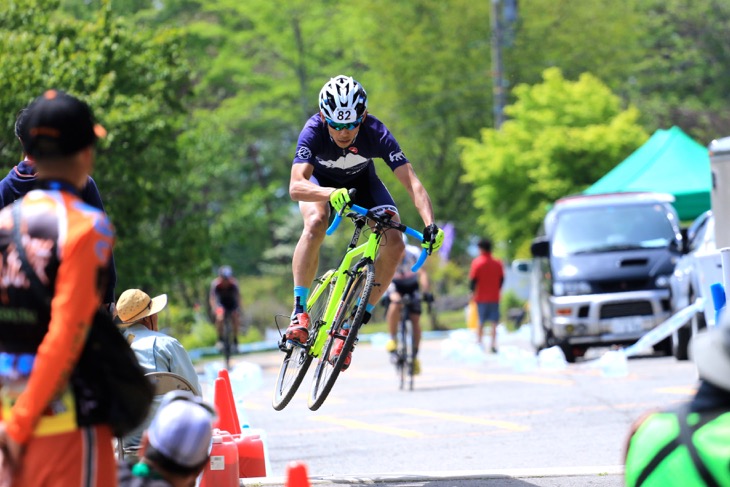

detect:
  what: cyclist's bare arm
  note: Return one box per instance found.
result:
[208,281,219,312]
[418,268,431,294]
[393,164,436,227]
[289,163,338,202]
[234,283,242,311]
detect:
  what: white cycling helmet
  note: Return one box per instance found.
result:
[319,75,368,123]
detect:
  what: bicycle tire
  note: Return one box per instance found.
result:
[223,313,233,371]
[398,317,411,390]
[272,270,334,411]
[308,261,374,411]
[397,327,405,390]
[405,318,414,390]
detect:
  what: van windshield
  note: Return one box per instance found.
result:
[551,204,676,257]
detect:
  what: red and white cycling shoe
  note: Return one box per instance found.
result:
[329,328,353,370]
[284,312,310,344]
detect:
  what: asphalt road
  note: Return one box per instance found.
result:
[199,327,699,487]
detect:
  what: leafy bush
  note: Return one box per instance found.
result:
[180,319,218,351]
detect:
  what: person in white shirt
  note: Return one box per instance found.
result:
[115,289,201,453]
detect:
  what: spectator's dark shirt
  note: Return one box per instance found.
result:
[690,380,730,412]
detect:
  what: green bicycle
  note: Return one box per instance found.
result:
[272,201,429,411]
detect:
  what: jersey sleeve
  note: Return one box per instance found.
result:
[6,208,114,444]
[209,279,219,300]
[80,177,117,304]
[0,168,20,210]
[80,177,105,212]
[370,117,409,171]
[293,115,322,165]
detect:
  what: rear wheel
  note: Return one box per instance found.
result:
[222,313,233,371]
[308,262,374,411]
[559,343,576,363]
[672,326,691,361]
[272,270,334,411]
[673,289,704,361]
[397,318,410,390]
[403,318,415,391]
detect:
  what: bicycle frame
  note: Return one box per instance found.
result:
[272,200,429,411]
[308,216,381,357]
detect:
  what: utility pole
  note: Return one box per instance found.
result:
[490,0,505,129]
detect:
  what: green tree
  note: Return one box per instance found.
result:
[504,0,730,142]
[459,68,648,258]
[627,0,730,141]
[353,0,492,253]
[126,0,373,282]
[0,0,201,298]
[505,0,645,90]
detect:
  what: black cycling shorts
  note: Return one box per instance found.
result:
[391,276,422,314]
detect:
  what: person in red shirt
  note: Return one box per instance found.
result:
[469,238,504,353]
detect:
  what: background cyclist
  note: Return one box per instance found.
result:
[284,74,444,370]
[209,265,242,351]
[384,236,433,375]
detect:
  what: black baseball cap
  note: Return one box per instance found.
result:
[21,90,106,159]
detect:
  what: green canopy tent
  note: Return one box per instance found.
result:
[584,126,710,221]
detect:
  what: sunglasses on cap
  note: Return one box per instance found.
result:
[325,116,363,131]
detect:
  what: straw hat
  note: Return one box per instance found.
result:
[116,289,168,325]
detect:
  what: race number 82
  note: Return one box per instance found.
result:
[335,110,352,121]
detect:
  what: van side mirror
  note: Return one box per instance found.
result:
[512,260,532,273]
[680,228,689,254]
[531,237,550,258]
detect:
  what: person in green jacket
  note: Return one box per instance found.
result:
[624,312,730,486]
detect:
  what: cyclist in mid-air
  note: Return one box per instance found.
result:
[384,237,433,375]
[209,265,242,350]
[284,74,444,369]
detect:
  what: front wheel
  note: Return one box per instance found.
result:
[308,262,374,411]
[272,270,334,411]
[222,313,233,371]
[398,318,414,391]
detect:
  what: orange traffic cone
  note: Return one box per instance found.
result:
[217,369,242,434]
[213,377,239,434]
[286,461,309,487]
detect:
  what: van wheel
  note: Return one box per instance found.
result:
[672,327,690,361]
[673,289,703,361]
[559,343,576,363]
[653,337,672,356]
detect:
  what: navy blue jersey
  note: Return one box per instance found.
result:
[293,114,409,183]
[0,161,105,210]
